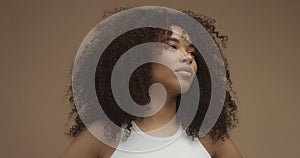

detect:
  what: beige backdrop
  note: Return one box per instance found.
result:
[1,0,299,157]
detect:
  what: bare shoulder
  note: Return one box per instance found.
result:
[199,135,242,158]
[61,120,119,158]
[198,135,215,157]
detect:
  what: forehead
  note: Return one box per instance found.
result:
[168,25,192,43]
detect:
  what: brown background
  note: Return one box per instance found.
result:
[1,0,299,157]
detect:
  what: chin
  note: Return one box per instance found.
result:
[173,79,192,94]
[153,74,193,95]
[179,82,191,94]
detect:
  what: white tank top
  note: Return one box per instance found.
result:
[111,121,211,158]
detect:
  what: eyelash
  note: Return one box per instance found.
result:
[188,52,196,57]
[168,45,195,57]
[168,45,177,50]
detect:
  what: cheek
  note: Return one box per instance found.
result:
[192,62,198,73]
[152,50,179,68]
[151,62,174,76]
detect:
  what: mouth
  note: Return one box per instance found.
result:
[174,67,194,78]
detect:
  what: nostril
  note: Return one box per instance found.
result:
[181,56,193,64]
[186,55,193,64]
[179,49,194,64]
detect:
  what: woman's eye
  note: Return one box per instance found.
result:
[161,44,177,51]
[168,45,177,51]
[188,52,196,57]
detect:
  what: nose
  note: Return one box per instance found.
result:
[179,50,193,64]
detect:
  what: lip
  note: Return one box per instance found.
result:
[174,67,194,78]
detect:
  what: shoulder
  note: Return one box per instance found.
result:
[198,135,243,158]
[61,120,119,158]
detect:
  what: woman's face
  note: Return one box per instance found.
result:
[151,25,198,95]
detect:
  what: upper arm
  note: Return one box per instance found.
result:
[61,128,103,158]
[212,138,243,158]
[61,121,118,158]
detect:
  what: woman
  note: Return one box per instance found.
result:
[62,7,242,158]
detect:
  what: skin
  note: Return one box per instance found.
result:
[61,26,242,158]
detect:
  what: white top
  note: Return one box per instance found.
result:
[111,121,211,158]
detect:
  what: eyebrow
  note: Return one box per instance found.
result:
[188,43,195,48]
[161,37,195,48]
[161,37,179,44]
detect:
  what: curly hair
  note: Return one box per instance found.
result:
[65,7,238,143]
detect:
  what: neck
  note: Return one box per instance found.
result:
[135,91,179,135]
